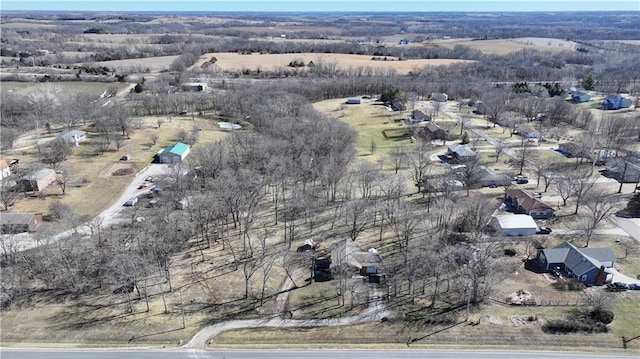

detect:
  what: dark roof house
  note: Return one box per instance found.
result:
[330,239,384,277]
[571,92,591,103]
[418,123,447,140]
[602,95,631,110]
[505,189,554,219]
[537,241,615,285]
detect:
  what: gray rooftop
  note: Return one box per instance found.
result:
[0,213,37,225]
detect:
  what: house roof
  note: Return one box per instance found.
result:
[0,213,39,225]
[160,142,190,156]
[506,189,554,213]
[447,144,475,157]
[58,130,87,143]
[518,126,538,135]
[21,168,56,181]
[330,239,382,270]
[493,214,538,229]
[425,123,443,133]
[543,242,615,276]
[474,166,510,182]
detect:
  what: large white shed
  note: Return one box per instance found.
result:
[490,214,538,236]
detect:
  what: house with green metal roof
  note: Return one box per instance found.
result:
[158,142,191,164]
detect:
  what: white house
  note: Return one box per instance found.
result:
[0,158,11,179]
[490,214,539,236]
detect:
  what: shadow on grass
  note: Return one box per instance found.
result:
[407,320,467,345]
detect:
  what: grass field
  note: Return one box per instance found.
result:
[197,53,475,74]
[435,37,576,55]
[4,115,228,221]
[89,55,180,73]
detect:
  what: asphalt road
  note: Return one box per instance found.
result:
[2,348,638,359]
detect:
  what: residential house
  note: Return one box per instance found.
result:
[604,157,640,183]
[490,214,539,236]
[0,213,44,233]
[405,109,431,125]
[157,142,191,164]
[571,91,591,103]
[473,166,511,187]
[346,97,362,104]
[504,188,555,219]
[180,82,208,92]
[17,168,56,192]
[418,123,447,140]
[537,241,615,285]
[602,95,631,110]
[557,142,585,158]
[446,144,476,162]
[430,92,448,102]
[0,158,11,179]
[516,126,540,139]
[331,239,384,282]
[57,129,87,146]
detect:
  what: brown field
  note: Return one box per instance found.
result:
[199,53,475,74]
[5,115,228,221]
[87,55,180,73]
[436,38,575,55]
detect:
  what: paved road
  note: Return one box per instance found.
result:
[2,348,637,359]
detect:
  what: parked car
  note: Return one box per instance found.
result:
[613,282,630,290]
[137,184,147,190]
[532,192,542,198]
[123,197,138,207]
[606,283,627,292]
[629,283,640,290]
[513,175,529,184]
[537,226,552,235]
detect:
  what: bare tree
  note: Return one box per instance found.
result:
[580,192,619,247]
[389,147,405,174]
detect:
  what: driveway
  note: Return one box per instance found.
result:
[2,164,171,252]
[607,268,640,286]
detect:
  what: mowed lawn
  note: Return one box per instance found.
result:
[313,98,415,158]
[197,53,474,74]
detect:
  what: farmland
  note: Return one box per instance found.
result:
[1,8,640,354]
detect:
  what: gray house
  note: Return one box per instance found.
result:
[474,166,511,187]
[571,92,591,103]
[446,144,476,162]
[604,157,640,183]
[537,242,615,285]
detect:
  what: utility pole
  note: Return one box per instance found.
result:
[180,290,185,329]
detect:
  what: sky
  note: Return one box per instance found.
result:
[2,0,639,12]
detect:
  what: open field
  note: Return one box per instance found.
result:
[435,37,576,55]
[0,81,127,97]
[198,53,475,74]
[4,115,228,221]
[88,55,180,73]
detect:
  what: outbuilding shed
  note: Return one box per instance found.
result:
[157,142,191,164]
[490,214,538,236]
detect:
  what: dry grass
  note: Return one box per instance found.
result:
[435,38,575,55]
[5,115,228,220]
[0,81,128,97]
[198,52,474,74]
[88,56,180,73]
